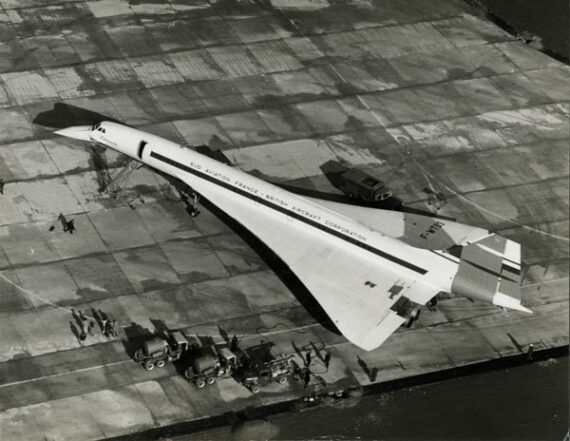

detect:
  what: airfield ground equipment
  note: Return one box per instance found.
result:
[239,353,294,394]
[133,331,191,371]
[184,344,238,388]
[339,169,393,203]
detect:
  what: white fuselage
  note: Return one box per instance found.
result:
[88,121,459,302]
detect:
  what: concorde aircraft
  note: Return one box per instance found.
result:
[55,121,531,351]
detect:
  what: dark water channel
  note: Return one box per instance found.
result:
[469,0,569,61]
[171,353,567,441]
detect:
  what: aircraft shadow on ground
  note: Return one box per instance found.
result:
[316,159,455,220]
[32,102,123,129]
[199,197,341,337]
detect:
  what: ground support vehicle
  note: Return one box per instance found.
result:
[133,331,191,371]
[239,354,294,393]
[339,169,393,202]
[184,346,237,388]
[338,169,403,209]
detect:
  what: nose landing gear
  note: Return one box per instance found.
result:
[188,192,200,217]
[181,191,200,217]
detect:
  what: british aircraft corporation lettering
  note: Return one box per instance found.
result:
[192,165,364,242]
[56,119,531,352]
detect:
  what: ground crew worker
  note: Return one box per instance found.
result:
[60,214,67,231]
[0,178,5,194]
[527,343,534,361]
[230,335,239,352]
[101,317,109,336]
[370,367,379,382]
[110,319,118,337]
[305,351,312,367]
[88,320,95,336]
[67,219,75,234]
[324,352,331,369]
[303,369,311,389]
[77,309,89,332]
[104,319,113,337]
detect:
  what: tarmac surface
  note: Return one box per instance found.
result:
[0,1,568,440]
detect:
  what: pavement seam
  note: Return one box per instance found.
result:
[7,37,543,137]
[0,359,130,389]
[18,57,562,136]
[8,95,566,187]
[0,12,503,76]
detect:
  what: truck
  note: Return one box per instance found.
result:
[184,345,237,388]
[338,169,394,203]
[133,331,192,371]
[238,354,294,394]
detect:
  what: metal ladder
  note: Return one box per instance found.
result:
[102,160,142,198]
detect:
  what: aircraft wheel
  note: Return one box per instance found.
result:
[195,378,206,389]
[144,361,155,371]
[405,316,417,328]
[404,308,421,328]
[155,359,166,368]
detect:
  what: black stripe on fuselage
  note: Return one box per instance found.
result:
[150,151,427,275]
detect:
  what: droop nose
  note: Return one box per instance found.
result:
[54,125,93,141]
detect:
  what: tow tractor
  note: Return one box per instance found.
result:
[133,330,192,371]
[239,353,294,394]
[184,344,237,388]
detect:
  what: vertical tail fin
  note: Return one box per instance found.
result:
[451,234,531,313]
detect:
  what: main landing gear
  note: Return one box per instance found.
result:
[160,174,201,218]
[180,188,200,217]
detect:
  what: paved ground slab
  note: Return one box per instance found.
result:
[0,1,567,440]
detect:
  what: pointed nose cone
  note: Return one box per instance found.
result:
[54,125,92,141]
[493,292,533,314]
